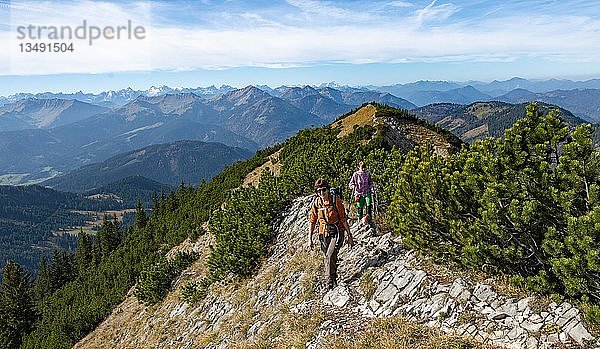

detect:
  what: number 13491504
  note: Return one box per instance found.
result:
[19,42,74,53]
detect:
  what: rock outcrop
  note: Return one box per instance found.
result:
[75,197,598,348]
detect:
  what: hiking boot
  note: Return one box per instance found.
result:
[327,276,338,290]
[358,216,368,228]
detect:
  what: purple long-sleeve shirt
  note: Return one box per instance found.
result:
[349,170,373,196]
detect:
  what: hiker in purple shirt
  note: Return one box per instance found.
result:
[348,160,374,226]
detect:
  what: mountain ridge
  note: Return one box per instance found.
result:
[499,88,600,122]
[412,101,589,143]
[43,140,253,192]
[3,77,599,108]
[2,82,599,185]
[85,175,173,207]
[0,98,107,131]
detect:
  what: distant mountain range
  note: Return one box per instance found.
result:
[412,101,588,143]
[0,94,258,185]
[373,83,600,123]
[2,77,598,108]
[399,86,492,107]
[44,140,253,192]
[2,77,599,121]
[374,80,463,97]
[0,85,426,185]
[267,85,415,120]
[0,85,237,108]
[471,77,600,95]
[2,79,600,185]
[0,98,107,131]
[498,88,600,122]
[374,77,600,96]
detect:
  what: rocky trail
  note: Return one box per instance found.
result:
[76,196,599,348]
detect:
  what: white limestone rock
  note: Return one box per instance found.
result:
[323,286,351,307]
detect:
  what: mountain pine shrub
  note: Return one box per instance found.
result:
[389,103,600,303]
[135,251,199,305]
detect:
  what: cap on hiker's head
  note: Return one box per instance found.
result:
[314,178,329,192]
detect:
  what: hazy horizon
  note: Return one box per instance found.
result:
[1,75,600,97]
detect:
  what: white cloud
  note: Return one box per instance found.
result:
[239,12,286,28]
[386,1,414,8]
[1,0,600,75]
[284,0,372,22]
[414,0,458,25]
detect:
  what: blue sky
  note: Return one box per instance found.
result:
[1,0,599,94]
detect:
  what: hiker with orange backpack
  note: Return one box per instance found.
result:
[308,178,354,290]
[349,160,374,227]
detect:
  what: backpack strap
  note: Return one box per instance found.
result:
[311,196,319,212]
[331,191,338,215]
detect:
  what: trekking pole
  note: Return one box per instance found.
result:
[373,184,379,215]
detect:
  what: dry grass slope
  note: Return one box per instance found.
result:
[333,104,378,138]
[324,317,498,349]
[243,149,283,187]
[461,123,489,141]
